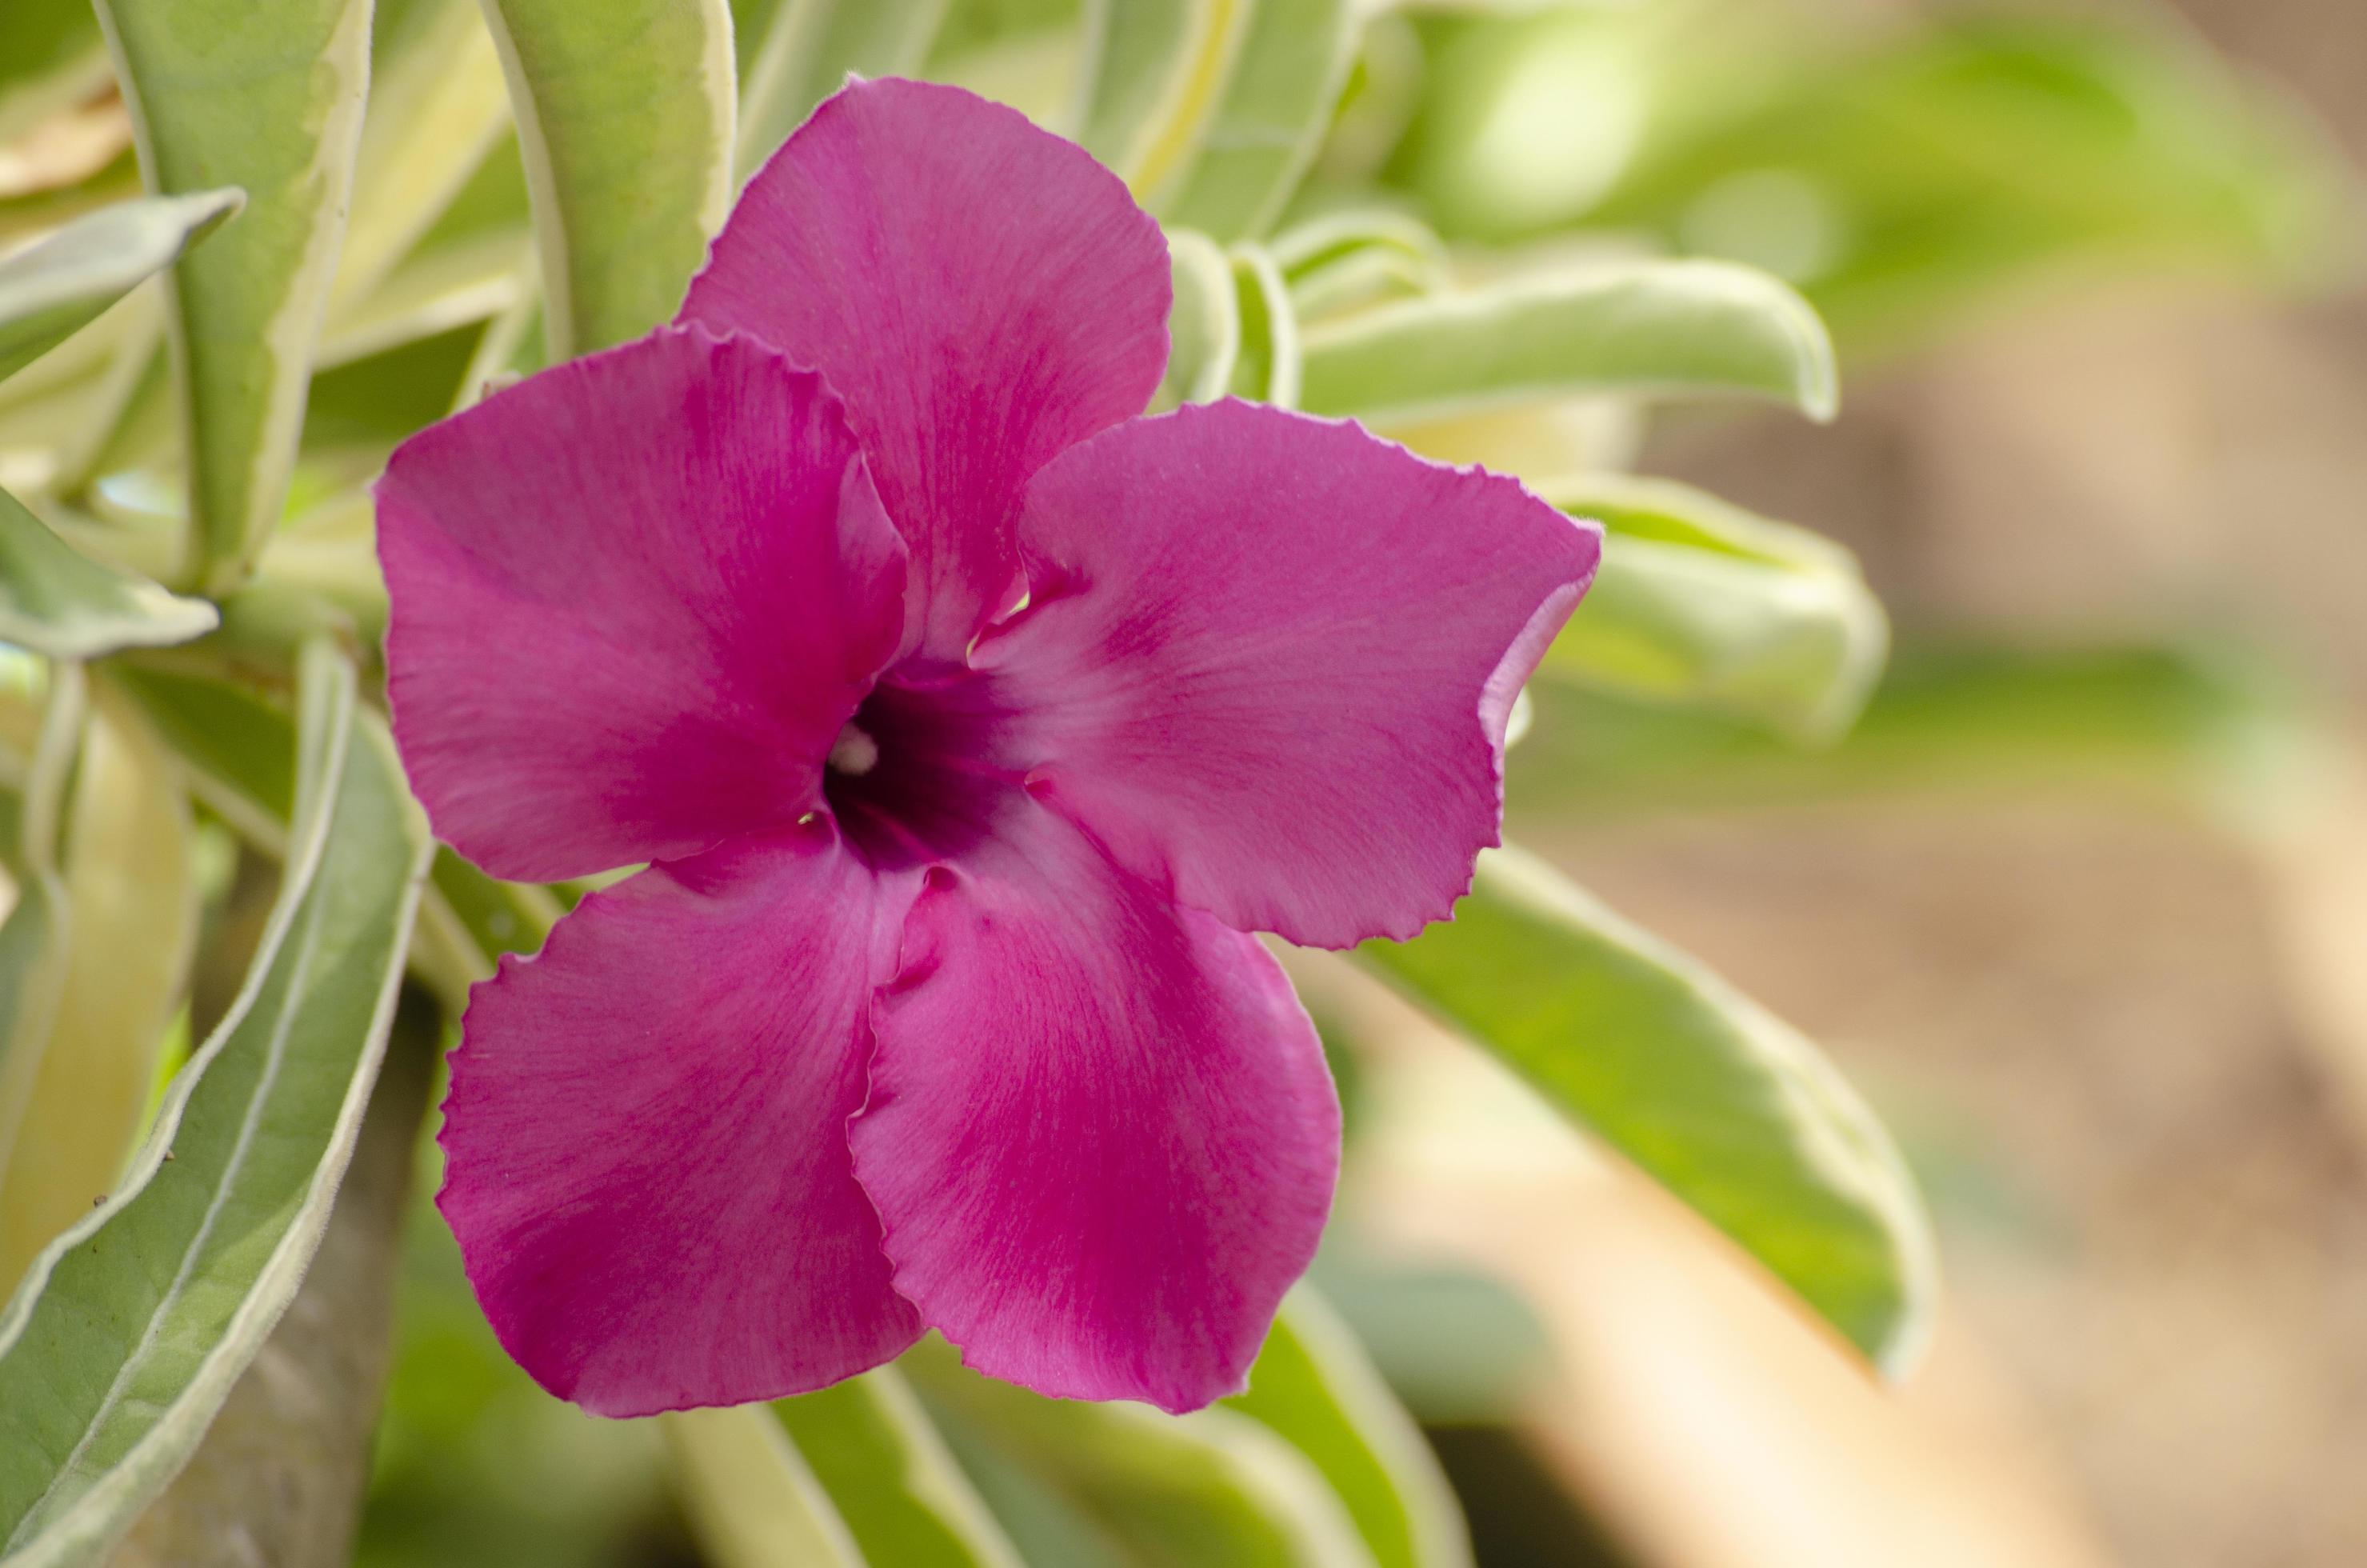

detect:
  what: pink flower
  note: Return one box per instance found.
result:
[378,78,1598,1418]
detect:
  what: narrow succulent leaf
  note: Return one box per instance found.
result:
[0,487,217,661]
[1156,0,1357,240]
[0,690,198,1299]
[0,191,242,386]
[1226,1290,1471,1568]
[478,0,737,357]
[318,231,533,369]
[905,1338,1375,1567]
[93,0,374,594]
[109,666,295,854]
[1153,227,1241,411]
[662,1406,866,1568]
[1538,474,1888,743]
[327,0,514,315]
[738,0,951,181]
[0,642,432,1566]
[1356,845,1937,1374]
[0,1,110,148]
[1227,243,1300,407]
[1296,260,1839,426]
[771,1370,1024,1568]
[1270,209,1447,322]
[1070,0,1231,184]
[0,666,83,1225]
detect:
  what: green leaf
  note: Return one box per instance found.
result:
[1270,208,1445,323]
[905,1338,1372,1567]
[1070,0,1246,189]
[0,487,217,660]
[0,191,242,386]
[0,1,109,147]
[1356,845,1936,1373]
[1295,259,1838,426]
[1226,242,1299,407]
[94,0,374,595]
[772,1370,1023,1567]
[1539,473,1887,743]
[0,641,432,1566]
[1155,0,1357,241]
[738,0,952,180]
[663,1406,865,1568]
[1153,227,1240,410]
[0,689,197,1299]
[479,0,736,357]
[109,665,295,853]
[1226,1289,1470,1568]
[0,665,82,1234]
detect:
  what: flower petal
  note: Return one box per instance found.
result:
[379,327,906,883]
[978,399,1601,949]
[851,807,1339,1414]
[439,826,922,1417]
[678,78,1170,665]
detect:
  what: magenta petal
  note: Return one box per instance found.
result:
[439,826,922,1417]
[378,327,906,883]
[851,809,1340,1414]
[979,399,1601,949]
[678,78,1170,664]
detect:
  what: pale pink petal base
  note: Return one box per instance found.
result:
[980,399,1601,949]
[852,808,1340,1414]
[378,328,907,883]
[680,78,1171,662]
[440,826,922,1417]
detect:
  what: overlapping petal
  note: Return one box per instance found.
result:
[851,807,1339,1414]
[378,327,906,883]
[440,826,922,1417]
[678,78,1171,665]
[977,399,1601,949]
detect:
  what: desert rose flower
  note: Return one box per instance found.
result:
[378,78,1600,1417]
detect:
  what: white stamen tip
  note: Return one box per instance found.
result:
[828,722,879,777]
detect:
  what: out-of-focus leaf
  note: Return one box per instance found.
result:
[0,1,109,147]
[738,0,951,180]
[0,486,214,660]
[1071,0,1245,190]
[0,191,242,386]
[325,0,512,326]
[772,1369,1023,1567]
[1157,0,1357,241]
[0,664,82,1210]
[0,689,196,1298]
[1226,1289,1470,1568]
[0,642,430,1566]
[478,0,735,357]
[319,231,531,368]
[906,1337,1373,1566]
[110,664,294,852]
[1271,208,1445,322]
[94,0,374,594]
[1296,260,1837,425]
[1357,845,1937,1374]
[1507,638,2305,828]
[1227,243,1299,406]
[662,1406,865,1568]
[1154,226,1240,410]
[1538,474,1886,743]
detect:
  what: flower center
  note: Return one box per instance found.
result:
[821,673,1022,871]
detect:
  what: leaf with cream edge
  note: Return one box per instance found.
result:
[478,0,736,357]
[0,190,242,386]
[1153,227,1240,410]
[1296,259,1838,426]
[0,666,83,1230]
[737,0,952,181]
[903,1337,1373,1568]
[0,687,198,1300]
[0,489,218,661]
[770,1369,1024,1567]
[0,642,433,1567]
[1537,473,1889,744]
[662,1406,866,1568]
[1155,0,1357,241]
[1356,845,1937,1374]
[1225,1289,1472,1568]
[0,0,109,148]
[1227,243,1301,407]
[92,0,374,594]
[1070,0,1244,188]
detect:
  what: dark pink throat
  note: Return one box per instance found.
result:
[822,666,1026,872]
